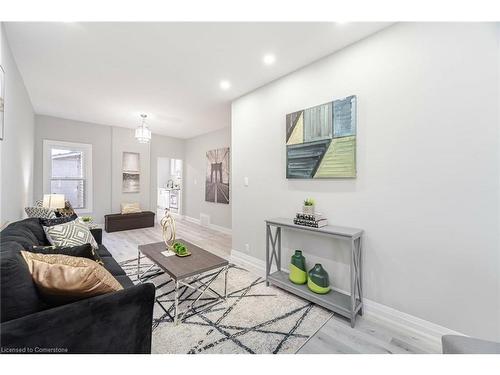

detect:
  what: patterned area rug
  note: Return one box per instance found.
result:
[120,256,332,354]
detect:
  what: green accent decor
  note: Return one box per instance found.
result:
[307,264,331,294]
[289,250,307,284]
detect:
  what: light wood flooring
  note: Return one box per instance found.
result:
[103,220,440,354]
[102,218,231,263]
[298,314,441,354]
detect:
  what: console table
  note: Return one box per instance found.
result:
[265,218,364,327]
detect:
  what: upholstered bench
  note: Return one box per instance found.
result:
[104,211,155,233]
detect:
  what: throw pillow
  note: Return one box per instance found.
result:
[43,220,98,250]
[29,243,96,261]
[121,202,142,214]
[40,213,78,227]
[20,251,123,304]
[55,200,76,218]
[25,206,57,219]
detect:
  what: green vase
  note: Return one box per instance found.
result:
[289,250,307,285]
[307,264,331,294]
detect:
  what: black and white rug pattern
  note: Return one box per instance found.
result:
[120,256,332,354]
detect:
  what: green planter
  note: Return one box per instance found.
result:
[289,250,307,285]
[307,264,331,294]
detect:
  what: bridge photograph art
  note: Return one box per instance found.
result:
[205,147,230,204]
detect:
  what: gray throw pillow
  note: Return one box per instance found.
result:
[43,220,98,250]
[25,206,57,219]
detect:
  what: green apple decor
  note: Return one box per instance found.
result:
[172,242,191,257]
[289,250,307,284]
[307,264,331,294]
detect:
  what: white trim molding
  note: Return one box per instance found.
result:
[184,215,232,235]
[230,250,464,349]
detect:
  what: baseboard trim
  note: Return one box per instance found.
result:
[183,215,232,235]
[230,250,463,349]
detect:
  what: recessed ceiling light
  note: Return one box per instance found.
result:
[263,54,276,65]
[219,80,231,90]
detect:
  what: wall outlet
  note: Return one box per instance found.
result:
[244,177,249,187]
[245,243,250,253]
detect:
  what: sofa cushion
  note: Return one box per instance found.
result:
[1,249,47,322]
[101,256,126,276]
[114,275,135,288]
[97,245,111,258]
[0,218,49,249]
[28,243,97,262]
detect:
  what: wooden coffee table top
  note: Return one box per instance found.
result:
[138,239,228,280]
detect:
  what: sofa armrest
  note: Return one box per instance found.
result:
[0,283,155,354]
[90,228,102,245]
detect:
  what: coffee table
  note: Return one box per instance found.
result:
[137,239,229,324]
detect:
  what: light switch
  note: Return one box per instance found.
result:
[194,179,197,185]
[244,177,249,187]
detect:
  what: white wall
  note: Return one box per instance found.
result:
[232,23,499,340]
[0,23,35,225]
[184,127,231,229]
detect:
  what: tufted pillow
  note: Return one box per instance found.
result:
[43,220,98,250]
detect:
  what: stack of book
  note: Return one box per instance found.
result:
[294,213,328,228]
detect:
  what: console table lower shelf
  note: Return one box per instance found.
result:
[267,270,362,321]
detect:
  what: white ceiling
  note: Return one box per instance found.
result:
[5,22,391,139]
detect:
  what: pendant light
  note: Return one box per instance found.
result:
[135,114,151,143]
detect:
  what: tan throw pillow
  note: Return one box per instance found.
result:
[21,251,123,303]
[121,202,142,214]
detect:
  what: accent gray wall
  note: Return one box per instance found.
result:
[184,127,231,229]
[34,115,113,223]
[0,23,35,225]
[232,23,500,340]
[34,115,185,224]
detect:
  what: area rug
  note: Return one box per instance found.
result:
[119,256,332,354]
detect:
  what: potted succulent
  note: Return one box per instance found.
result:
[303,198,315,215]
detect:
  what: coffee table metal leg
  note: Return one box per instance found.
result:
[174,280,179,325]
[224,266,228,301]
[137,250,141,282]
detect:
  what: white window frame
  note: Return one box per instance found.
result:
[43,140,93,214]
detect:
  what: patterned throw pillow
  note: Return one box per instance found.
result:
[35,199,76,218]
[40,214,78,227]
[25,206,57,219]
[43,220,98,250]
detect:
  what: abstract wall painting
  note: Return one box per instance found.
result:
[122,152,140,193]
[205,147,230,204]
[286,95,357,179]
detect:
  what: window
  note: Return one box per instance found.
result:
[43,140,93,213]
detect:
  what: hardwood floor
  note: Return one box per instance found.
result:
[102,217,231,262]
[103,219,439,354]
[298,314,441,354]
